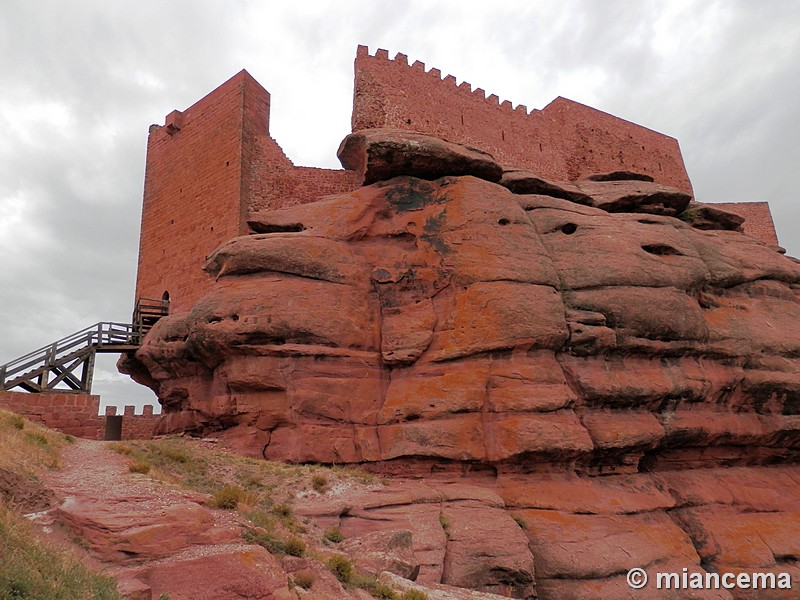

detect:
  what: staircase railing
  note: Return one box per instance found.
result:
[0,298,170,393]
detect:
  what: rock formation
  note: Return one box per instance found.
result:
[121,129,800,598]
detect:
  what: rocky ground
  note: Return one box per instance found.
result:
[22,435,533,600]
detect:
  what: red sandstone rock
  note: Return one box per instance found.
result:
[57,496,227,562]
[575,178,692,215]
[680,202,745,231]
[337,128,502,184]
[499,170,593,204]
[583,170,655,182]
[123,164,800,599]
[143,546,290,600]
[338,529,420,580]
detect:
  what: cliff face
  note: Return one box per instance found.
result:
[121,131,800,598]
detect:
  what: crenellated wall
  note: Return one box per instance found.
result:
[352,45,693,193]
[0,390,160,440]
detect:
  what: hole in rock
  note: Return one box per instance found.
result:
[231,314,240,322]
[642,244,682,256]
[561,223,578,235]
[250,222,305,234]
[498,218,510,226]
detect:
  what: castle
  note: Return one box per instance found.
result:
[134,45,778,315]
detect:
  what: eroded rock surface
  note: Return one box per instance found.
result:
[121,135,800,599]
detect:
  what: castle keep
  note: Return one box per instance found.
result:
[134,45,777,314]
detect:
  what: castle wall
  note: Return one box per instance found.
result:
[0,391,161,440]
[104,404,162,441]
[712,202,779,246]
[352,46,693,193]
[135,47,780,320]
[0,390,103,439]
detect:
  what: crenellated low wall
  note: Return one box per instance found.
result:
[0,390,160,440]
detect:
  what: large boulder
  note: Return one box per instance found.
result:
[122,156,800,599]
[338,128,503,184]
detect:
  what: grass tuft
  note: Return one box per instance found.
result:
[292,571,315,590]
[311,473,328,493]
[0,503,124,599]
[128,461,151,474]
[324,526,344,543]
[327,554,355,584]
[209,485,245,509]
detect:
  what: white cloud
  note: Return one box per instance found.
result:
[1,0,798,408]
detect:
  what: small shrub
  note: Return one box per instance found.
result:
[242,472,262,488]
[62,434,76,443]
[247,509,277,532]
[242,528,285,554]
[156,443,190,463]
[273,502,292,518]
[9,414,25,430]
[311,474,328,493]
[368,580,396,599]
[25,432,49,446]
[158,594,171,600]
[209,485,245,509]
[327,554,355,584]
[108,442,133,456]
[283,536,306,557]
[128,461,151,474]
[324,526,344,543]
[400,590,429,600]
[292,571,315,589]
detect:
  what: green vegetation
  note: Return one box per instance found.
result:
[0,409,66,472]
[324,526,344,543]
[327,554,355,584]
[0,504,123,600]
[0,410,123,600]
[291,571,315,589]
[128,460,151,474]
[209,484,246,509]
[399,591,429,600]
[311,473,328,493]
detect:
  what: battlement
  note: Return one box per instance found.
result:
[353,45,693,193]
[0,390,161,440]
[355,45,534,114]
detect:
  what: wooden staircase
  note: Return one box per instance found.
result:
[0,298,168,394]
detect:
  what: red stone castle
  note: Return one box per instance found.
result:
[134,45,778,315]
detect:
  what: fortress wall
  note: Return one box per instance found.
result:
[0,391,162,440]
[0,390,104,439]
[135,47,781,319]
[104,405,162,440]
[713,202,779,246]
[352,45,693,193]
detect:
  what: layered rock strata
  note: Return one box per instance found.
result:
[121,130,800,598]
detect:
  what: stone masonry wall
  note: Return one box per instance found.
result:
[104,405,162,441]
[0,390,160,440]
[0,390,104,439]
[352,45,693,193]
[136,47,780,319]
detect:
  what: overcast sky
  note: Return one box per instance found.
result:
[1,0,798,411]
